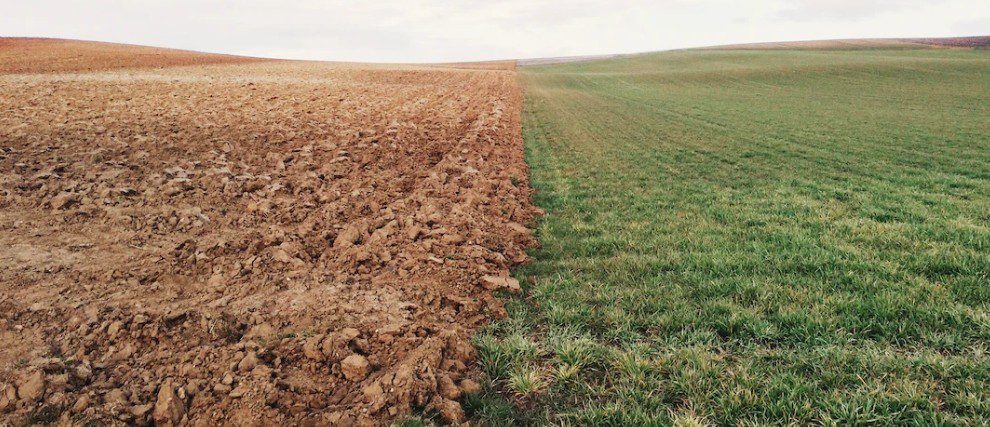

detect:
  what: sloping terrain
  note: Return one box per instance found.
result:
[432,60,518,71]
[904,36,990,48]
[0,38,265,74]
[517,54,626,67]
[473,47,990,424]
[0,39,538,425]
[515,36,990,69]
[702,35,990,51]
[704,38,927,50]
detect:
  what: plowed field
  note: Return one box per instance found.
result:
[0,39,537,425]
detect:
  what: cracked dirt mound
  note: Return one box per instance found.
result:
[0,39,538,425]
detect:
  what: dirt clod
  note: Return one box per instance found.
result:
[341,354,372,382]
[439,375,461,400]
[237,352,259,373]
[432,397,466,423]
[481,275,523,293]
[0,382,16,412]
[15,370,45,403]
[0,38,537,425]
[459,378,481,395]
[153,379,185,426]
[71,394,91,413]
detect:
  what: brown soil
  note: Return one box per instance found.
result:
[0,39,538,425]
[429,61,518,71]
[0,38,266,75]
[706,36,990,51]
[902,36,990,48]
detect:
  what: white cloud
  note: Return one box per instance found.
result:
[776,0,928,22]
[954,16,990,35]
[1,0,988,62]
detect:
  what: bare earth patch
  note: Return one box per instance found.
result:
[0,39,537,425]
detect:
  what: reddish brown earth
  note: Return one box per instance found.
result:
[705,36,990,50]
[431,60,518,71]
[0,39,538,425]
[0,38,266,75]
[904,36,990,48]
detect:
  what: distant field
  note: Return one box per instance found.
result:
[0,38,265,74]
[705,36,990,50]
[471,48,990,424]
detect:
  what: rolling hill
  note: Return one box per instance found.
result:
[473,40,990,425]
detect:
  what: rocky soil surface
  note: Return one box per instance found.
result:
[0,39,537,425]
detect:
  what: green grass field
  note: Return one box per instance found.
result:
[467,48,990,425]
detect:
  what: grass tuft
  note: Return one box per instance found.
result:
[508,367,550,399]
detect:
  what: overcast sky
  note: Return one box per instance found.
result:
[4,0,989,63]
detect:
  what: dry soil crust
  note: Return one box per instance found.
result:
[0,39,538,425]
